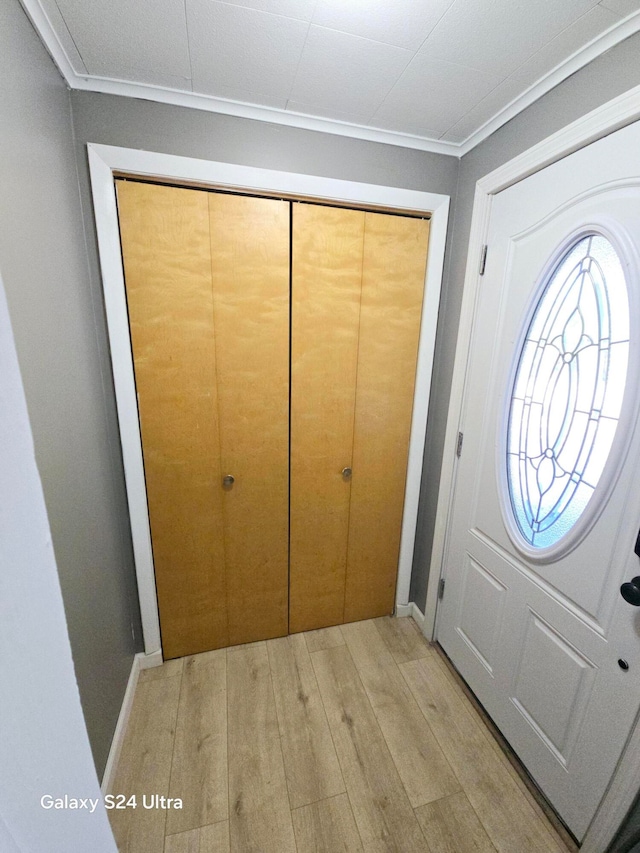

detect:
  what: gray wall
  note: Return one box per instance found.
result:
[70,92,458,196]
[68,88,459,608]
[1,0,141,778]
[410,31,640,609]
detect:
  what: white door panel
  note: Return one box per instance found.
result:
[438,119,640,840]
[474,190,640,623]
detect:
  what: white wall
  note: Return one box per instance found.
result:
[0,273,115,851]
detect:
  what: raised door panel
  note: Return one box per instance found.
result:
[344,213,429,621]
[208,192,290,645]
[289,203,365,633]
[117,180,228,658]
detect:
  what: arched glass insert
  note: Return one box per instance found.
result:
[507,234,629,549]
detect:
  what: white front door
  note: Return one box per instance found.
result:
[437,118,640,841]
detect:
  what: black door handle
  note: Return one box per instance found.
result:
[621,576,640,606]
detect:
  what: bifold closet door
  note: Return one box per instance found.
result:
[289,205,364,632]
[344,211,430,622]
[117,181,290,659]
[289,203,429,633]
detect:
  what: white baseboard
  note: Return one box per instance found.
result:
[101,649,163,794]
[409,602,425,628]
[395,602,425,628]
[138,648,163,670]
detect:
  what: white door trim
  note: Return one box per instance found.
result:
[429,82,640,851]
[87,142,449,658]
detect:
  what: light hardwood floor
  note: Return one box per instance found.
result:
[108,617,575,853]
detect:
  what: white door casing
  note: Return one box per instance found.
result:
[87,144,450,658]
[437,119,640,841]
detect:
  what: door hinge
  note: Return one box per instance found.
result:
[438,578,445,600]
[479,244,488,276]
[456,431,464,458]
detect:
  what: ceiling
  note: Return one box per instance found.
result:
[23,0,640,154]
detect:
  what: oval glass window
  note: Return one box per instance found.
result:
[507,234,630,549]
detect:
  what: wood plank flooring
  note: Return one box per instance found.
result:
[109,617,574,853]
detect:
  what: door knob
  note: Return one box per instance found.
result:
[620,576,640,606]
[342,467,352,480]
[222,474,235,488]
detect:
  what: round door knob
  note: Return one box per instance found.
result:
[620,576,640,606]
[222,474,235,488]
[342,467,352,479]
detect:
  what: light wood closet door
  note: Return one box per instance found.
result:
[290,204,365,632]
[290,204,429,633]
[344,212,430,621]
[117,181,289,658]
[208,192,290,646]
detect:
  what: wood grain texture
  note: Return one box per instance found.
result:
[267,634,345,808]
[290,203,365,633]
[401,655,567,853]
[344,214,429,622]
[109,674,181,853]
[374,616,432,664]
[164,829,199,853]
[139,659,184,683]
[303,625,345,654]
[164,821,230,853]
[117,180,228,659]
[415,791,497,853]
[338,619,395,671]
[208,193,290,646]
[292,794,363,853]
[226,645,296,853]
[341,620,460,808]
[111,620,572,853]
[311,644,429,851]
[166,650,228,834]
[226,640,266,653]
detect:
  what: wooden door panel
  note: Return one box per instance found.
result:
[289,204,365,633]
[208,193,290,645]
[344,214,429,621]
[117,181,228,658]
[120,182,428,652]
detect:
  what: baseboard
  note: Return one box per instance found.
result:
[101,649,165,794]
[395,602,425,628]
[138,648,163,670]
[409,602,425,628]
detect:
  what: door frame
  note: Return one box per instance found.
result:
[87,141,450,658]
[430,83,640,852]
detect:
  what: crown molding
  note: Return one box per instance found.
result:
[457,9,640,155]
[20,0,80,83]
[72,75,461,156]
[19,0,640,158]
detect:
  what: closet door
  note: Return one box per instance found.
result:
[289,204,365,632]
[207,192,290,646]
[117,181,289,658]
[344,212,429,621]
[290,204,429,633]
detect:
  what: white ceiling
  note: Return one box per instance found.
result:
[23,0,640,153]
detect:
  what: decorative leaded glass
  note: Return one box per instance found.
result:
[507,234,629,549]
